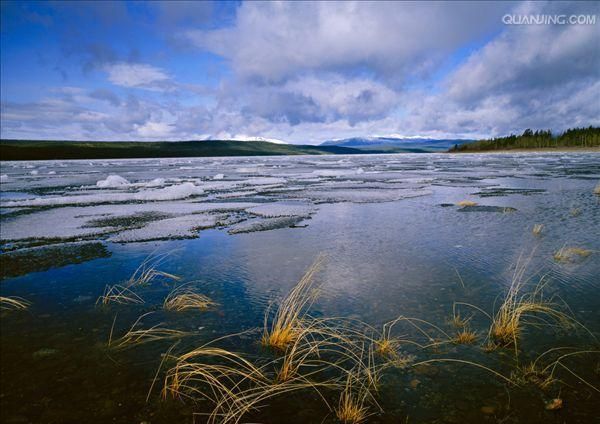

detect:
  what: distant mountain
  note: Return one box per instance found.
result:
[0,139,372,161]
[321,136,474,152]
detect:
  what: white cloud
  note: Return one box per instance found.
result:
[186,1,511,83]
[136,121,174,138]
[104,63,170,89]
[2,1,598,143]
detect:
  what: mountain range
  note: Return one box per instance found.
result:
[320,136,474,152]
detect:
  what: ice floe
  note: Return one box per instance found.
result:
[96,175,130,188]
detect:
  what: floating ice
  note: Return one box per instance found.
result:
[247,203,315,218]
[213,174,225,180]
[3,182,205,208]
[109,214,224,243]
[96,175,130,188]
[0,201,257,246]
[228,216,305,234]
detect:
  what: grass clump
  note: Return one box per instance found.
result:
[594,183,600,195]
[457,200,478,207]
[164,284,217,312]
[125,252,180,287]
[511,361,555,390]
[373,317,403,359]
[97,284,144,306]
[0,296,30,310]
[335,375,371,424]
[261,255,325,351]
[553,246,592,262]
[488,257,574,351]
[453,328,478,345]
[109,312,189,349]
[532,224,544,236]
[97,251,179,306]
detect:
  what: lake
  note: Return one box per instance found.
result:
[1,153,599,423]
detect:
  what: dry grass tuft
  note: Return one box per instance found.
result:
[532,224,544,236]
[335,364,377,424]
[594,183,600,195]
[453,328,478,345]
[553,246,592,262]
[449,305,472,328]
[374,337,400,358]
[457,200,478,207]
[489,256,574,351]
[569,208,582,217]
[511,361,555,390]
[336,386,370,424]
[164,285,217,312]
[261,255,325,351]
[511,348,600,393]
[110,312,189,349]
[373,317,403,359]
[97,284,144,306]
[97,252,180,306]
[0,296,30,310]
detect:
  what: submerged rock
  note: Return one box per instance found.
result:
[457,205,517,213]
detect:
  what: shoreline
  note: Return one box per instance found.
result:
[449,147,600,154]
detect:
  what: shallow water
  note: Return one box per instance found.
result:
[1,153,599,423]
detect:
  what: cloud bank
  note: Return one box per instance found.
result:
[1,1,598,143]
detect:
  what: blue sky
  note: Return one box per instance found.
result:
[1,1,598,143]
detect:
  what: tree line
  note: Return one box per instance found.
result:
[450,126,600,152]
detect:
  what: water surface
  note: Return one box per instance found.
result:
[1,153,599,423]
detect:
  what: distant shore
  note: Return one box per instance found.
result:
[449,146,600,154]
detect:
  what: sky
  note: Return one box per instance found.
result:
[1,1,599,144]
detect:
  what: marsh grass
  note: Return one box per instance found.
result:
[97,251,180,306]
[164,284,217,312]
[0,296,30,310]
[373,317,403,359]
[532,224,544,236]
[489,279,572,351]
[335,372,372,424]
[450,303,473,328]
[162,331,336,424]
[457,200,478,207]
[569,208,581,217]
[511,361,555,390]
[149,253,595,422]
[594,183,600,195]
[110,312,189,349]
[510,348,600,394]
[451,254,588,356]
[553,246,592,262]
[159,255,394,423]
[453,328,478,345]
[126,251,180,287]
[97,284,144,306]
[512,348,600,393]
[261,255,325,351]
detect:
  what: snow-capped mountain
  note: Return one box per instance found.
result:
[320,136,474,151]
